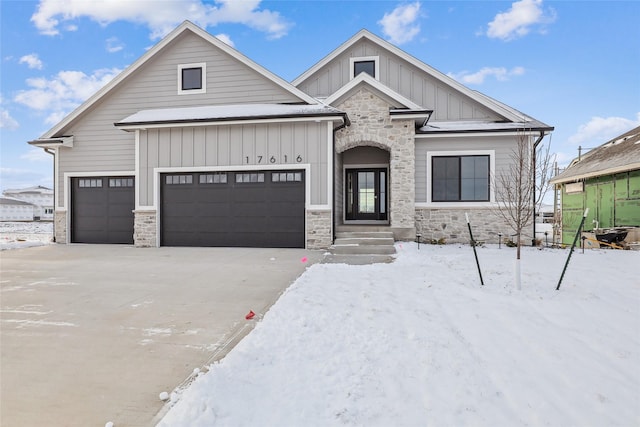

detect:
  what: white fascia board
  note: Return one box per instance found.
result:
[43,21,318,139]
[116,115,345,131]
[292,29,371,86]
[294,29,521,122]
[324,73,422,109]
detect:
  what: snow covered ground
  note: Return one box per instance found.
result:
[0,221,53,250]
[158,243,639,427]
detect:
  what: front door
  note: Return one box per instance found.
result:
[345,169,388,221]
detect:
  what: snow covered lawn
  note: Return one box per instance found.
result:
[158,244,639,427]
[0,221,53,250]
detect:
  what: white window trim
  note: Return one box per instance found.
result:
[419,150,497,207]
[349,56,379,81]
[178,62,206,95]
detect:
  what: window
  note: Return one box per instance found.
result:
[235,173,264,183]
[178,63,206,94]
[109,178,134,187]
[78,178,102,188]
[272,172,302,182]
[165,175,193,185]
[432,155,489,202]
[354,61,375,78]
[199,173,227,184]
[349,56,379,80]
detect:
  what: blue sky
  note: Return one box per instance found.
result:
[1,0,639,192]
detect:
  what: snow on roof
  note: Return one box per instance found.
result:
[115,104,346,127]
[419,120,552,133]
[3,186,53,194]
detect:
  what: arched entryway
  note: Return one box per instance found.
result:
[341,146,390,223]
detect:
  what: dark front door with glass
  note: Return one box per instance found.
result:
[345,169,388,221]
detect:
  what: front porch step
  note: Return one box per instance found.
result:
[324,230,396,264]
[329,244,396,255]
[322,254,395,265]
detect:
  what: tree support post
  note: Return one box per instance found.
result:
[556,208,589,290]
[466,213,485,286]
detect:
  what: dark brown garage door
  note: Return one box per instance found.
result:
[71,176,135,244]
[161,171,305,248]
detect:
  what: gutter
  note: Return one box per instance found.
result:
[44,148,56,242]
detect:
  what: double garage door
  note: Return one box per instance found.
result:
[71,171,305,248]
[161,170,305,248]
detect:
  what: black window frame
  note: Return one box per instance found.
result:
[181,67,203,91]
[431,155,490,202]
[353,60,376,78]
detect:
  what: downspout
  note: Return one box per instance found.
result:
[44,148,56,242]
[331,113,350,243]
[531,131,545,246]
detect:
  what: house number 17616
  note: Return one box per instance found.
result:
[245,155,303,164]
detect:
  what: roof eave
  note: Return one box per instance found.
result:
[550,162,640,185]
[114,112,348,130]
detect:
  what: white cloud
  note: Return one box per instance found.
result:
[378,2,421,45]
[486,0,556,41]
[447,66,525,84]
[1,109,20,130]
[215,33,234,47]
[31,0,291,40]
[568,113,640,146]
[106,36,124,53]
[19,54,44,70]
[21,148,52,162]
[13,67,122,125]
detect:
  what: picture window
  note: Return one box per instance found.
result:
[350,56,379,80]
[432,155,489,202]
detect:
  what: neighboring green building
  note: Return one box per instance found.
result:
[551,126,640,244]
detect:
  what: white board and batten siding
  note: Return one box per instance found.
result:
[55,30,305,209]
[296,39,502,122]
[138,122,330,207]
[414,135,516,204]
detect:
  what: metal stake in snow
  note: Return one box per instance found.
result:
[465,213,484,286]
[556,208,589,291]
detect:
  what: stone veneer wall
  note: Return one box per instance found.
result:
[335,88,415,235]
[134,210,157,248]
[306,209,332,249]
[54,210,66,243]
[415,207,533,244]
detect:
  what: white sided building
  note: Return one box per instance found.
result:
[1,186,54,221]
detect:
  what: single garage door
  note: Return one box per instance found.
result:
[161,170,305,248]
[71,176,135,244]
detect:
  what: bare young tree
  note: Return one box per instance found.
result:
[494,131,555,288]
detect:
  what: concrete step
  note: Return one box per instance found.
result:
[333,237,395,246]
[335,231,395,240]
[322,254,396,265]
[329,244,396,255]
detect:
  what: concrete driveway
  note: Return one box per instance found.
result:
[0,244,323,427]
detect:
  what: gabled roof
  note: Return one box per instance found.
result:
[292,29,524,123]
[0,197,36,206]
[550,126,640,184]
[324,73,422,110]
[41,21,320,139]
[3,186,53,194]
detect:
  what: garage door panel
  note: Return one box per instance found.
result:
[161,171,305,248]
[71,176,134,244]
